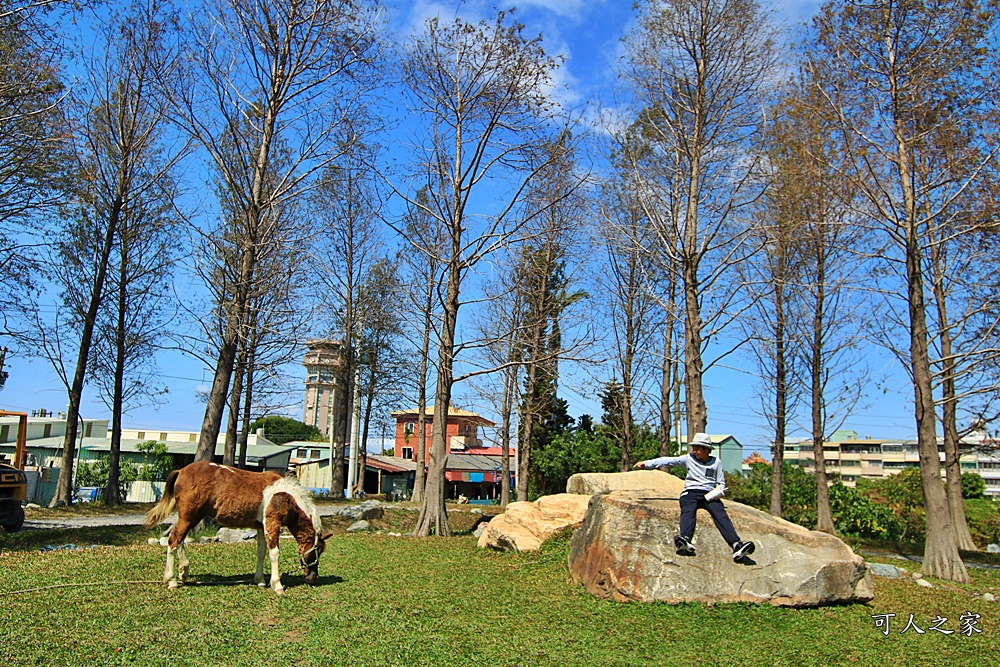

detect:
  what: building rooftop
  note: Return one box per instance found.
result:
[390,405,496,427]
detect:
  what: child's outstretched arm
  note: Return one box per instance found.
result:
[633,455,687,470]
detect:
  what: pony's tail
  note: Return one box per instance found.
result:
[143,469,179,529]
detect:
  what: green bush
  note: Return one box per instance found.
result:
[726,462,818,528]
[74,456,138,500]
[136,440,172,481]
[828,482,904,540]
[964,497,1000,547]
[962,472,986,499]
[856,467,926,539]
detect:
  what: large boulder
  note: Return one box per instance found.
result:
[566,470,686,496]
[569,490,873,607]
[478,494,591,552]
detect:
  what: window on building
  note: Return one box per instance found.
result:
[404,422,414,435]
[310,449,321,459]
[189,433,197,442]
[319,369,337,383]
[43,424,52,438]
[0,425,8,443]
[137,431,145,439]
[402,447,413,460]
[159,432,167,441]
[297,448,307,458]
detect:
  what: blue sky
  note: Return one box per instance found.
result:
[1,0,923,454]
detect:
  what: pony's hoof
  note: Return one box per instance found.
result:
[257,581,266,588]
[273,586,284,595]
[167,581,179,590]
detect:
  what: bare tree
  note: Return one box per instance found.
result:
[810,0,1000,581]
[166,0,380,462]
[753,71,869,529]
[740,84,812,518]
[514,135,588,499]
[0,2,70,334]
[595,170,662,471]
[311,136,385,496]
[46,0,183,506]
[620,0,779,439]
[397,188,444,504]
[471,257,524,507]
[395,10,566,535]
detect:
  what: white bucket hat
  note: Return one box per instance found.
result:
[689,433,714,449]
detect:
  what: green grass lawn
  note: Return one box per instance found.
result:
[1,522,996,667]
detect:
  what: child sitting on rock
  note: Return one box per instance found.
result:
[633,432,756,562]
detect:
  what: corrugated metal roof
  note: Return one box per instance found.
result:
[447,453,503,472]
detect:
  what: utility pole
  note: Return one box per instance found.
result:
[346,370,362,498]
[0,347,8,391]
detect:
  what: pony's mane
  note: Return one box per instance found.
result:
[262,477,323,535]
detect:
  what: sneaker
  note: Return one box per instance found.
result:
[674,534,696,556]
[732,540,755,561]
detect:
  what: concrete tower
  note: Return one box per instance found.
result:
[302,339,347,438]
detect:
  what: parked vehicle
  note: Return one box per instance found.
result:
[0,411,28,532]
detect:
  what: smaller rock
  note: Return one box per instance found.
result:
[869,563,903,578]
[897,567,908,575]
[147,537,160,546]
[470,508,483,516]
[987,543,1000,554]
[347,520,370,533]
[915,578,933,588]
[25,503,40,510]
[216,527,255,543]
[473,524,486,539]
[387,532,401,537]
[911,572,923,580]
[982,593,996,603]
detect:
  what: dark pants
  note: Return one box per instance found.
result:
[679,490,739,547]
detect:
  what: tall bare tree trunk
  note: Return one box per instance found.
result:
[52,194,121,506]
[811,234,834,533]
[682,143,706,435]
[770,276,786,518]
[660,332,672,457]
[411,274,435,504]
[930,232,976,551]
[414,256,460,536]
[104,256,129,506]
[893,88,968,581]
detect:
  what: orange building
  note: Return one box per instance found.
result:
[391,405,496,460]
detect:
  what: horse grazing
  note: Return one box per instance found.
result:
[144,461,332,594]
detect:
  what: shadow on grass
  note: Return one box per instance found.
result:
[186,573,345,589]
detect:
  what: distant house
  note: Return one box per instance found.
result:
[0,416,294,504]
[679,433,743,475]
[390,406,497,460]
[295,452,417,500]
[780,428,1000,496]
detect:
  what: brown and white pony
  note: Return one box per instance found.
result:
[144,461,332,594]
